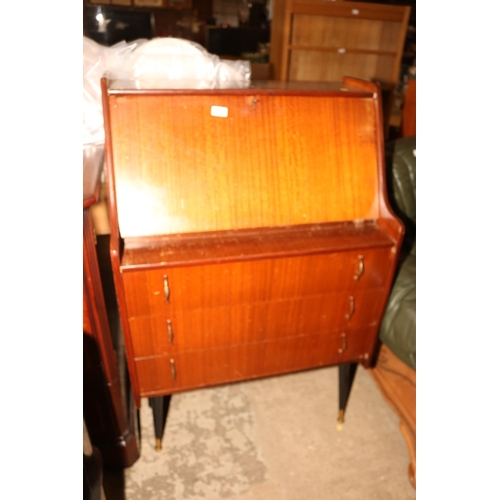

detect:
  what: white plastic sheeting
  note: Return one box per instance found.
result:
[83,36,251,145]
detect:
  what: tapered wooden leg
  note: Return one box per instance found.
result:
[148,396,171,451]
[338,363,358,423]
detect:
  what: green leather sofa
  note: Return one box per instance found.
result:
[380,135,416,370]
[371,135,416,487]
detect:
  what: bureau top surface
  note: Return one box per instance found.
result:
[106,79,376,96]
[121,220,395,270]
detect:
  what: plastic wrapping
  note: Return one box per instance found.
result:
[83,36,252,146]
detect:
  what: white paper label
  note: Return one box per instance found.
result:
[211,106,228,118]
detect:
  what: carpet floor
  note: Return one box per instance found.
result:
[103,364,416,500]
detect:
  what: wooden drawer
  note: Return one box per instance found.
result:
[122,249,392,318]
[134,326,376,396]
[128,289,385,358]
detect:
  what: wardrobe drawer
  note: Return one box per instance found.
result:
[122,249,392,318]
[134,326,376,396]
[128,288,385,358]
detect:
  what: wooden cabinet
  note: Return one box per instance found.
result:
[270,0,410,85]
[83,145,139,468]
[101,77,404,418]
[269,0,411,134]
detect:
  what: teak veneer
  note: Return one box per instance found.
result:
[101,77,404,447]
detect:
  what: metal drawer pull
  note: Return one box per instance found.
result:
[345,296,355,319]
[170,359,176,381]
[338,333,347,354]
[163,275,170,303]
[166,320,174,345]
[354,255,364,281]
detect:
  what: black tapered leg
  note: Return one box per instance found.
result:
[338,363,358,423]
[148,396,172,451]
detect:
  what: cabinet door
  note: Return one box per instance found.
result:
[122,249,392,318]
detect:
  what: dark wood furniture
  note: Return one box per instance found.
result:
[101,77,404,447]
[402,79,416,138]
[370,344,416,487]
[84,145,140,468]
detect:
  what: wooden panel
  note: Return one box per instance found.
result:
[121,221,394,270]
[288,51,396,84]
[269,0,288,79]
[83,287,92,335]
[83,145,104,209]
[271,0,411,129]
[122,249,393,318]
[289,1,409,23]
[370,344,416,488]
[402,79,416,138]
[291,15,402,53]
[128,289,385,357]
[288,0,410,22]
[109,93,379,237]
[83,150,140,466]
[134,326,376,395]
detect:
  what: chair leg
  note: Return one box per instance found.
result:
[338,363,358,423]
[148,395,172,451]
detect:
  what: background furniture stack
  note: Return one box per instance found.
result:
[269,0,411,134]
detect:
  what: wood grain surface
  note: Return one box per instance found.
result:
[121,221,394,270]
[122,248,392,317]
[109,93,379,237]
[128,289,385,358]
[134,326,377,395]
[273,0,410,85]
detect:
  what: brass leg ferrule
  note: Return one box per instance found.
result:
[155,438,162,451]
[338,409,345,423]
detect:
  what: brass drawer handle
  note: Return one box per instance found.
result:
[345,296,355,319]
[166,319,174,345]
[170,359,176,381]
[354,255,364,281]
[163,275,170,303]
[338,333,347,354]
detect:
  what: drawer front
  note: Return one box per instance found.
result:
[129,289,385,358]
[134,326,376,395]
[122,249,392,318]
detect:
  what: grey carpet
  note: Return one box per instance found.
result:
[104,365,415,499]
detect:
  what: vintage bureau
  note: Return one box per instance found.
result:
[101,76,404,448]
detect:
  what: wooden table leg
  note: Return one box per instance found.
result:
[338,362,358,423]
[149,396,172,451]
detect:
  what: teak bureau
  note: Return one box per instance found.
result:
[101,77,404,449]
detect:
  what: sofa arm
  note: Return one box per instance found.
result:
[379,253,416,370]
[387,136,416,224]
